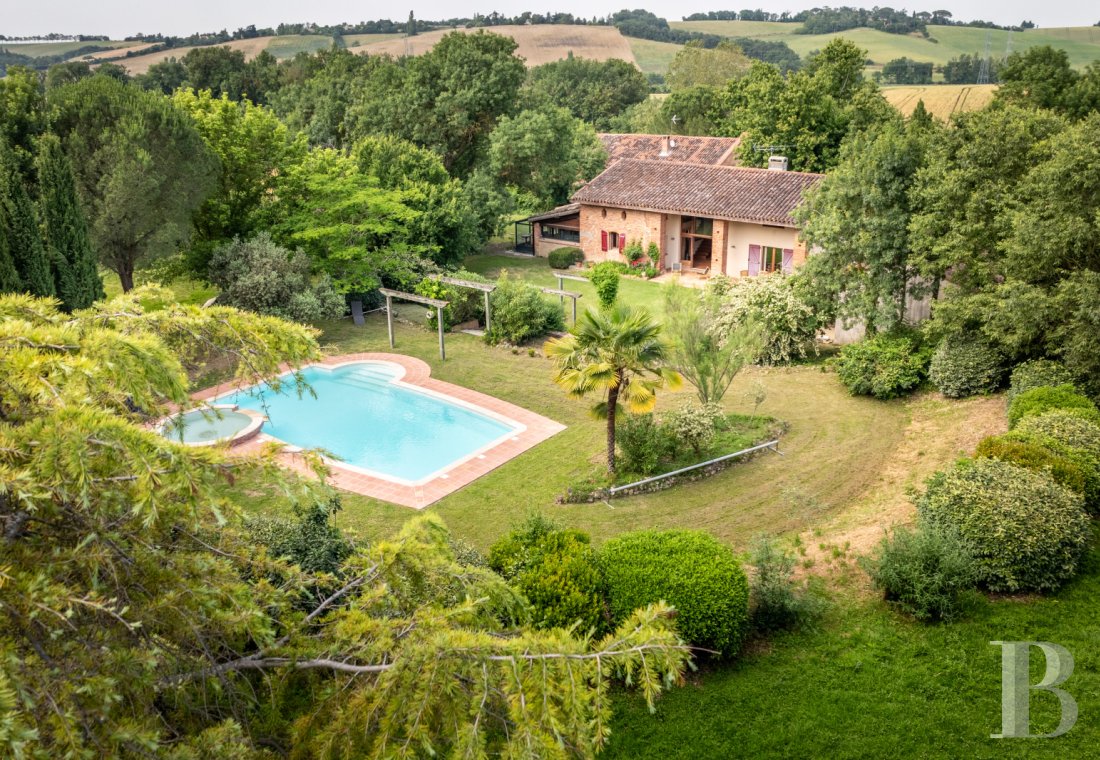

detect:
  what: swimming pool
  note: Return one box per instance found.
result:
[161,408,264,446]
[219,361,523,484]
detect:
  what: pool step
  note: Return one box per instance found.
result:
[328,373,398,393]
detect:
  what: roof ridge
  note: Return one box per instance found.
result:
[614,157,825,178]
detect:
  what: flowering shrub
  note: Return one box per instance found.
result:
[709,274,820,365]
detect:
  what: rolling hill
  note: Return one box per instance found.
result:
[671,20,1100,68]
[106,26,635,74]
[353,25,636,67]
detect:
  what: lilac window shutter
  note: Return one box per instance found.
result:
[747,245,761,276]
[782,248,794,273]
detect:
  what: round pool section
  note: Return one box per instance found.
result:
[161,408,264,447]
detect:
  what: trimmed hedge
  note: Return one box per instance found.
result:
[1007,359,1076,404]
[976,435,1087,495]
[917,459,1090,593]
[1014,410,1100,514]
[928,333,1005,398]
[548,247,583,270]
[488,517,606,633]
[1007,384,1098,429]
[835,332,931,400]
[600,530,749,656]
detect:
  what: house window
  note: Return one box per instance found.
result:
[608,231,619,249]
[542,225,579,243]
[761,246,783,273]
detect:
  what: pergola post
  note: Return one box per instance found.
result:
[379,287,449,359]
[437,306,446,361]
[557,275,564,305]
[385,294,395,348]
[483,291,492,336]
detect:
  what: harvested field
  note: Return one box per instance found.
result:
[882,83,996,120]
[355,25,636,67]
[113,37,273,74]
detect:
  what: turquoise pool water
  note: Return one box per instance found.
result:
[223,362,519,483]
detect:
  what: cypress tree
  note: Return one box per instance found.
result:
[0,218,24,293]
[35,134,103,309]
[2,178,55,298]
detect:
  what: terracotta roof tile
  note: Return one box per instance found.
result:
[598,133,740,166]
[572,159,824,227]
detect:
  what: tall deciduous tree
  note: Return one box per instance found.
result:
[523,55,649,130]
[261,147,429,293]
[797,115,937,331]
[545,306,682,474]
[348,31,526,175]
[172,88,304,273]
[35,133,104,309]
[909,105,1067,293]
[667,40,752,91]
[49,76,218,290]
[0,143,53,297]
[488,105,607,206]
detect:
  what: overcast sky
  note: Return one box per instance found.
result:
[4,1,1096,40]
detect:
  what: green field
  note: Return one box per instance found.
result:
[671,20,1100,67]
[0,39,140,57]
[264,34,337,59]
[629,38,687,75]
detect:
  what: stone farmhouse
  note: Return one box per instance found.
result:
[518,133,824,280]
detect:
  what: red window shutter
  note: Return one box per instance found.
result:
[600,230,608,252]
[619,233,626,251]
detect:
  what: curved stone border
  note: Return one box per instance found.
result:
[191,353,566,509]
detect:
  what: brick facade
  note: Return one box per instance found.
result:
[578,205,665,265]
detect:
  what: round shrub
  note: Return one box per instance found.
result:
[600,530,749,656]
[485,272,565,345]
[547,247,583,270]
[488,516,606,633]
[928,333,1005,398]
[1015,410,1100,514]
[1007,384,1098,429]
[861,522,978,622]
[917,459,1090,593]
[976,434,1087,495]
[835,333,931,400]
[1008,359,1076,404]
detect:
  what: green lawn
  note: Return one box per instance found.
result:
[608,540,1100,758]
[2,39,141,57]
[264,35,336,59]
[464,253,668,319]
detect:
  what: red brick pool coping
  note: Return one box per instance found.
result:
[192,352,566,509]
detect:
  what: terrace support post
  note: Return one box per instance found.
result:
[484,291,491,337]
[437,306,446,361]
[385,294,395,348]
[572,295,577,324]
[557,275,564,305]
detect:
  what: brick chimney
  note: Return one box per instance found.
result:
[768,155,789,171]
[660,135,670,157]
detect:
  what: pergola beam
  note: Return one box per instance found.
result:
[378,288,451,360]
[539,287,583,323]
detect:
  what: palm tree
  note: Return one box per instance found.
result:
[545,305,682,475]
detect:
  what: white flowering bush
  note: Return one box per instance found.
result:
[709,274,820,365]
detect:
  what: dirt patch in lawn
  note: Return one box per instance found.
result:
[799,391,1007,567]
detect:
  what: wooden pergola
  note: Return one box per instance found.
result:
[431,274,584,326]
[378,288,450,360]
